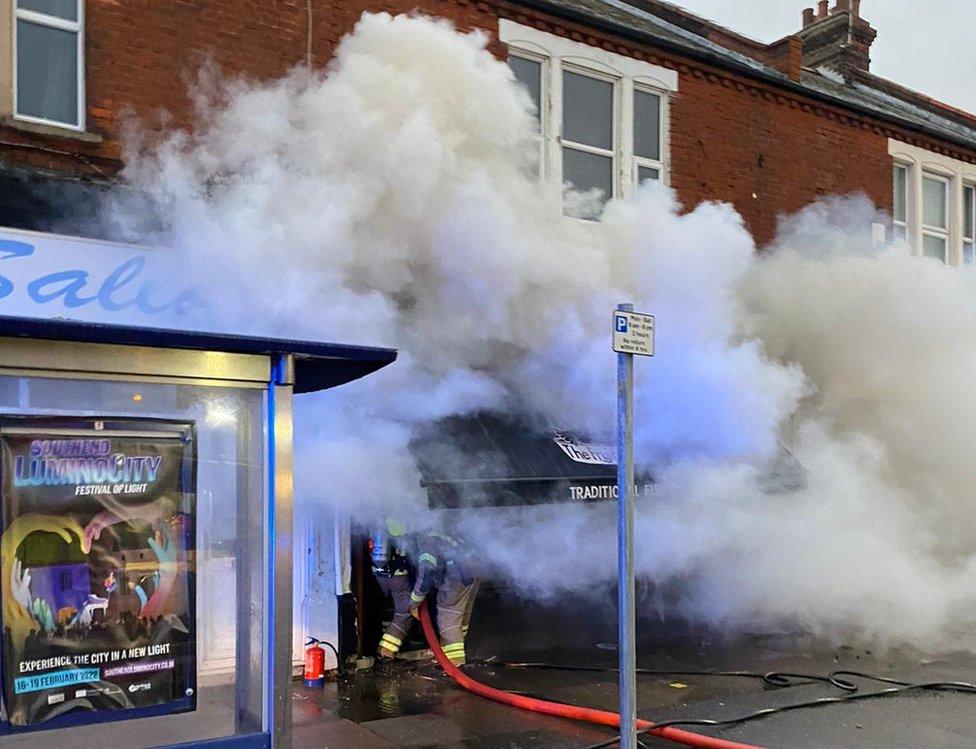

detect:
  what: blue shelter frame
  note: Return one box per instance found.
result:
[0,316,396,749]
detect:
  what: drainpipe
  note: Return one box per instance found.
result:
[306,0,313,69]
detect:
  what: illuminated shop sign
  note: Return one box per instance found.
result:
[0,228,196,325]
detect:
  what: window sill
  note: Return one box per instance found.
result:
[0,116,103,144]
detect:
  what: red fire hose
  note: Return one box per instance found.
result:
[419,602,766,749]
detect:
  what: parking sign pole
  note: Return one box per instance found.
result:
[615,302,637,749]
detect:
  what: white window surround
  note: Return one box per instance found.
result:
[888,138,976,266]
[892,164,908,241]
[500,18,677,204]
[920,173,949,262]
[12,0,85,132]
[964,184,976,265]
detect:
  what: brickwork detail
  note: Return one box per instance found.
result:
[6,0,976,246]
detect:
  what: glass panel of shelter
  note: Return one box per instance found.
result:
[0,376,268,749]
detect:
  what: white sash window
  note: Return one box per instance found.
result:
[502,19,676,220]
[14,0,85,130]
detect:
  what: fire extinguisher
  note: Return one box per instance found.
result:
[304,637,327,688]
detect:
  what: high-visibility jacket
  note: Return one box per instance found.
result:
[409,531,472,606]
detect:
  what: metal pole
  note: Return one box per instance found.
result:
[616,302,637,749]
[269,354,295,749]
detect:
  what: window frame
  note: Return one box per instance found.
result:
[559,62,618,206]
[887,140,976,267]
[632,84,665,187]
[13,0,85,132]
[964,183,976,266]
[892,163,909,242]
[508,49,548,179]
[920,171,950,263]
[500,19,677,219]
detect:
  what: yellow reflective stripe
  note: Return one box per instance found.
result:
[441,643,465,654]
[381,634,402,647]
[410,591,425,604]
[430,531,459,547]
[419,553,438,566]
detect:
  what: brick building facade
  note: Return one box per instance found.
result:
[6,0,976,257]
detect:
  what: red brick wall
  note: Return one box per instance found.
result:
[6,1,310,173]
[669,68,893,245]
[3,0,498,178]
[7,0,976,246]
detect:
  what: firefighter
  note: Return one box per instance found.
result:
[370,518,414,660]
[408,529,479,666]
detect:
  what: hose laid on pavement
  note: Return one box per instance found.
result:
[418,601,766,749]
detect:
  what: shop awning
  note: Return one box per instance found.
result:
[410,412,650,508]
[411,413,807,508]
[0,316,397,393]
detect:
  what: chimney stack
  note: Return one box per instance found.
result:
[797,1,877,82]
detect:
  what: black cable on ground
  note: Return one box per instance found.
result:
[577,672,976,749]
[581,734,654,749]
[645,681,976,731]
[486,660,859,692]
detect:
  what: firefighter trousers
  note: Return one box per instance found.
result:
[377,573,413,656]
[437,578,480,666]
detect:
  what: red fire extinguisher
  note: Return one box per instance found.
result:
[304,637,326,688]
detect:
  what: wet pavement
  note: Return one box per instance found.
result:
[294,650,976,748]
[295,592,976,748]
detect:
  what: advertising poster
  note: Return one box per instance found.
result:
[0,419,195,729]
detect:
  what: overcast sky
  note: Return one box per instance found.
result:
[675,1,976,114]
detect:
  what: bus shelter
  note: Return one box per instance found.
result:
[0,315,396,749]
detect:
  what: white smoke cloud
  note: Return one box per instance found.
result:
[114,12,976,652]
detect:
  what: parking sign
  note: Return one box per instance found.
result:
[612,311,654,356]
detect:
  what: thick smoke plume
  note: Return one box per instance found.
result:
[116,13,976,652]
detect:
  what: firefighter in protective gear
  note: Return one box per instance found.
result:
[408,530,479,666]
[371,518,414,660]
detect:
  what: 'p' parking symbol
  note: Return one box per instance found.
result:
[615,315,628,333]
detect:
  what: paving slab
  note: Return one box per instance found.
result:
[294,716,398,748]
